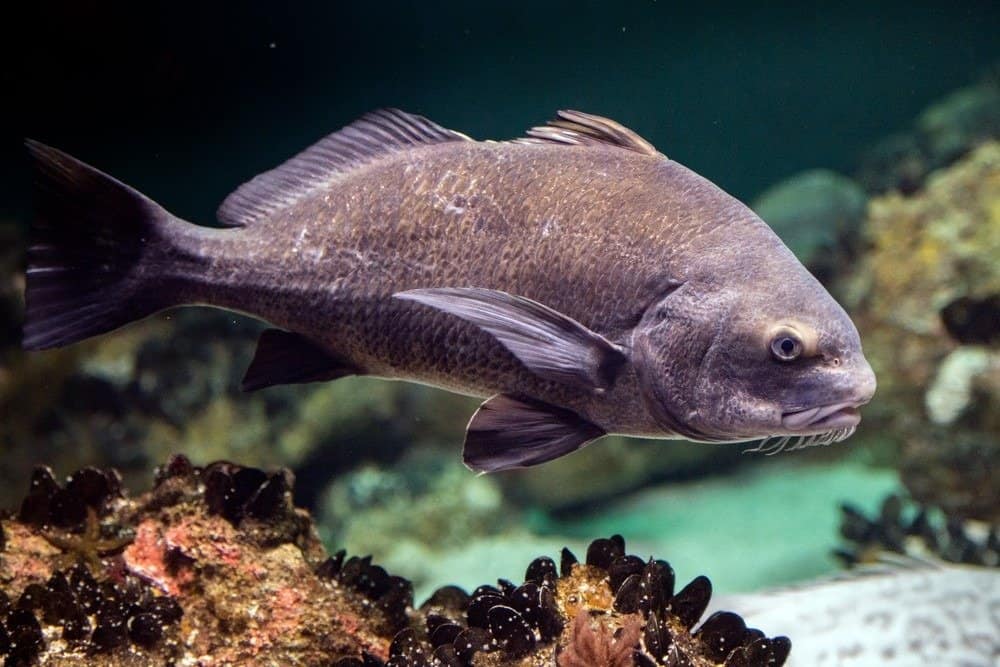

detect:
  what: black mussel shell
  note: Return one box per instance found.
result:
[669,575,712,629]
[487,605,535,658]
[524,556,558,586]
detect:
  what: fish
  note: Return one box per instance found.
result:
[22,109,877,472]
[711,559,1000,666]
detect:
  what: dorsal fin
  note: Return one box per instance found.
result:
[514,110,662,157]
[217,109,472,227]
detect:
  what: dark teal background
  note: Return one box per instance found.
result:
[5,1,998,221]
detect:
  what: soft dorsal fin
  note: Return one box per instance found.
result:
[514,110,662,157]
[217,109,472,227]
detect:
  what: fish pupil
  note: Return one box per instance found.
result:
[770,334,801,361]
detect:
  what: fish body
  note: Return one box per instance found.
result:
[713,562,1000,666]
[23,110,876,471]
[169,139,781,434]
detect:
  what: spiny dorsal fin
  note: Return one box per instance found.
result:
[218,109,472,227]
[514,110,662,157]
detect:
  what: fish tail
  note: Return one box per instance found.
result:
[22,140,199,350]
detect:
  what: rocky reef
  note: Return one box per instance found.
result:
[843,141,1000,521]
[0,457,791,666]
[836,493,999,569]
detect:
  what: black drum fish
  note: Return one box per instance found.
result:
[23,109,876,472]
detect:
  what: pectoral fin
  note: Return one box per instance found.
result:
[463,394,605,473]
[395,287,627,392]
[242,329,359,391]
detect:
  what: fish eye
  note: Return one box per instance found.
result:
[769,328,803,361]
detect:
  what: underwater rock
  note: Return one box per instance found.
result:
[1,456,791,666]
[844,141,1000,522]
[750,169,867,280]
[0,456,400,664]
[916,76,1000,169]
[836,494,999,568]
[855,132,928,196]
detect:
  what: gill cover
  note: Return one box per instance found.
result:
[632,283,728,442]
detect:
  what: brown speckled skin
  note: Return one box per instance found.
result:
[160,139,872,442]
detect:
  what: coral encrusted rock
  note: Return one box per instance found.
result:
[331,534,790,667]
[0,457,791,666]
[0,456,401,665]
[843,141,1000,521]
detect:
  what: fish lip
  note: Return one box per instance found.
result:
[781,400,863,431]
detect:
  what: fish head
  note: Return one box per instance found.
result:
[632,273,876,446]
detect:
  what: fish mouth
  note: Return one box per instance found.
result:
[781,400,863,432]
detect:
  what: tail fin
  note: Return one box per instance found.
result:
[22,141,180,350]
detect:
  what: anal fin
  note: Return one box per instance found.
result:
[464,394,605,473]
[241,329,359,391]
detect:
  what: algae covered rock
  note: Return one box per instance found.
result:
[0,456,793,666]
[916,77,1000,168]
[845,141,1000,521]
[0,456,407,664]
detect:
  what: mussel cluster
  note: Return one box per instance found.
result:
[202,461,294,526]
[152,454,295,527]
[0,564,182,664]
[18,466,122,529]
[316,549,415,635]
[839,494,1000,567]
[582,536,789,667]
[2,457,795,665]
[333,534,790,666]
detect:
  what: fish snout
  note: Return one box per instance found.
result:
[849,356,877,406]
[780,358,876,432]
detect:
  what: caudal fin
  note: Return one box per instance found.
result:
[22,141,180,350]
